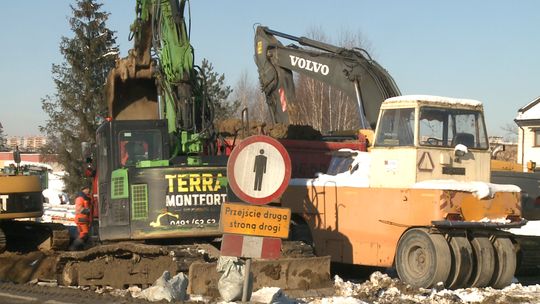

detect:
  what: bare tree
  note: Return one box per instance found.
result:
[0,122,7,152]
[291,28,373,133]
[232,70,269,123]
[500,122,518,143]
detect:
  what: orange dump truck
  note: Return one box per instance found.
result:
[281,95,525,289]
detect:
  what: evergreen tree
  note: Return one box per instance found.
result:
[199,59,238,121]
[40,0,118,193]
[0,123,7,152]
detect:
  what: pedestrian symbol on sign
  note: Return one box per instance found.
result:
[227,135,291,205]
[253,149,267,191]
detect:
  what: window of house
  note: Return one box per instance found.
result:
[534,130,540,147]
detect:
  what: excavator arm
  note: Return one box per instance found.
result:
[254,26,401,129]
[107,0,214,158]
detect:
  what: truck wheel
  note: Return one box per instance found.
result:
[446,234,473,289]
[490,237,516,289]
[468,236,495,287]
[396,228,451,288]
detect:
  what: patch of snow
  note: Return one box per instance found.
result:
[43,190,70,205]
[2,160,52,170]
[43,171,69,205]
[478,217,511,224]
[290,150,370,188]
[508,220,540,236]
[102,270,540,304]
[309,296,368,304]
[454,144,468,155]
[101,50,119,58]
[323,272,540,304]
[516,96,540,121]
[453,289,485,302]
[251,287,295,304]
[384,95,483,107]
[39,203,76,226]
[412,179,520,199]
[47,171,66,191]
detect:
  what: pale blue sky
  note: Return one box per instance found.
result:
[1,1,539,138]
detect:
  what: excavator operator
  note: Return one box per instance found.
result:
[70,185,92,251]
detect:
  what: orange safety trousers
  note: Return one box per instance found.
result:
[75,217,89,239]
[75,196,91,239]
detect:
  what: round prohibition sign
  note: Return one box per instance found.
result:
[227,135,291,205]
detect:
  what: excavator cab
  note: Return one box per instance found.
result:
[119,130,163,166]
[95,118,227,241]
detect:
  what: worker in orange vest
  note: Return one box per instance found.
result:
[70,185,92,251]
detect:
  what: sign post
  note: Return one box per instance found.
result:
[221,135,292,302]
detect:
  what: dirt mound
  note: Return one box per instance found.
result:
[216,119,322,140]
[216,118,244,136]
[268,124,322,140]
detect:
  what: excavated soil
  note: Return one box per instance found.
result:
[216,118,322,140]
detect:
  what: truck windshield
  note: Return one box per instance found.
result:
[418,107,488,149]
[326,153,355,175]
[118,130,163,166]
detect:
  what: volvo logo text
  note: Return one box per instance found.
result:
[289,55,329,75]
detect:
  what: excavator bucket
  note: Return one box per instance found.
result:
[105,17,159,121]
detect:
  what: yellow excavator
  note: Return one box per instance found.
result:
[0,150,69,253]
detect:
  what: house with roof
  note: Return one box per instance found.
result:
[515,96,540,171]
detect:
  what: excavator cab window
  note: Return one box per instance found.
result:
[375,108,415,147]
[118,130,163,166]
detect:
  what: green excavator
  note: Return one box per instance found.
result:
[56,0,329,294]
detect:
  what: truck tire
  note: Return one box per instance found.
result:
[490,237,516,289]
[396,228,451,288]
[446,234,473,289]
[468,236,495,287]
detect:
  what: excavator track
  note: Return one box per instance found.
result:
[0,221,70,252]
[55,240,331,295]
[0,228,6,253]
[56,242,214,289]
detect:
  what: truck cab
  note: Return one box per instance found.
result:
[370,95,490,187]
